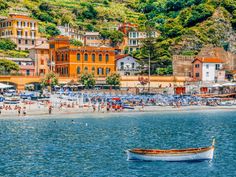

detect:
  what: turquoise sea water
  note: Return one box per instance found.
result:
[0,111,235,177]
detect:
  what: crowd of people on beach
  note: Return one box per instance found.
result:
[0,90,236,117]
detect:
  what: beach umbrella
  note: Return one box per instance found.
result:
[212,84,222,87]
[222,83,235,87]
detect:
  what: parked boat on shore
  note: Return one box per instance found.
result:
[126,139,215,162]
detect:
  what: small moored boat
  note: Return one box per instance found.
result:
[126,139,215,162]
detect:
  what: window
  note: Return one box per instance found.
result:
[56,54,60,61]
[65,54,68,61]
[32,40,35,45]
[99,54,102,62]
[206,64,209,69]
[84,53,88,61]
[18,39,21,44]
[97,68,104,75]
[50,44,55,49]
[41,59,44,65]
[121,62,124,69]
[25,40,28,45]
[215,64,220,70]
[106,68,110,75]
[61,54,64,61]
[26,70,30,76]
[206,72,209,77]
[77,66,80,74]
[195,73,200,77]
[195,64,200,68]
[92,54,95,62]
[92,67,95,73]
[84,67,88,72]
[132,63,135,69]
[105,54,109,63]
[77,53,80,61]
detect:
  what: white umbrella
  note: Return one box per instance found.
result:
[222,83,235,87]
[212,84,222,87]
[0,83,14,89]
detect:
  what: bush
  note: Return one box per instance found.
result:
[70,39,83,46]
[45,24,61,37]
[0,39,16,50]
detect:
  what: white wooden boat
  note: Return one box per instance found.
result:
[126,139,215,162]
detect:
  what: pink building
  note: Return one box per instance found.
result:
[29,43,49,76]
[5,57,35,76]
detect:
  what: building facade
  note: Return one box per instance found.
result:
[4,57,35,76]
[58,24,84,43]
[128,31,159,53]
[192,57,225,82]
[29,43,49,76]
[84,32,110,47]
[0,13,43,50]
[116,54,140,76]
[49,36,116,77]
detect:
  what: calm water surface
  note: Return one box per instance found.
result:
[0,111,235,177]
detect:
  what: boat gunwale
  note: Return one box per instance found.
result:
[128,146,214,155]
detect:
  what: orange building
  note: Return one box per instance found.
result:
[49,36,116,77]
[0,13,44,50]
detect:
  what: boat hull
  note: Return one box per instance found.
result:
[126,147,214,162]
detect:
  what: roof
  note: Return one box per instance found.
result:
[193,57,224,63]
[3,57,33,62]
[30,43,49,50]
[115,54,129,60]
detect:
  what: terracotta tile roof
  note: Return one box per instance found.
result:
[115,54,129,60]
[194,57,224,63]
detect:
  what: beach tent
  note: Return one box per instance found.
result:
[0,83,14,89]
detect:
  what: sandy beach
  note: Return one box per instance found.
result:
[0,104,236,120]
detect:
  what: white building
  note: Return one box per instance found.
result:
[192,57,225,82]
[116,54,140,75]
[57,24,84,43]
[128,31,159,53]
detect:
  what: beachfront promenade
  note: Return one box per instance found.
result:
[0,75,187,90]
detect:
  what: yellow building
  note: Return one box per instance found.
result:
[0,13,44,50]
[49,36,116,77]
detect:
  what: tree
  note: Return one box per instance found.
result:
[45,24,61,37]
[41,72,58,88]
[0,59,19,74]
[79,73,95,88]
[0,39,17,50]
[106,73,120,87]
[82,4,98,19]
[109,31,124,47]
[0,0,8,10]
[70,39,83,46]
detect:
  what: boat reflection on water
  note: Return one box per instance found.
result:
[126,139,215,162]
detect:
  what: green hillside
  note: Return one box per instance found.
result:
[1,0,236,74]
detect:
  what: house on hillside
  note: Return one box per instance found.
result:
[116,54,140,76]
[0,13,46,50]
[4,57,35,76]
[192,57,225,82]
[29,43,49,76]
